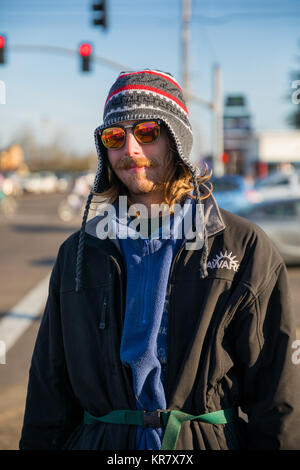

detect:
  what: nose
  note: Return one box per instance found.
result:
[123,129,141,157]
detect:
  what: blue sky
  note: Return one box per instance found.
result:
[0,0,300,163]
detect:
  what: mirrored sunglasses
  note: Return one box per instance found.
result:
[100,120,161,149]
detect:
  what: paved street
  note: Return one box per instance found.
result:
[0,193,300,450]
[0,192,77,450]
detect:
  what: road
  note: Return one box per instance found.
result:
[0,192,300,450]
[0,192,78,450]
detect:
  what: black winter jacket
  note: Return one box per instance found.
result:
[19,192,300,450]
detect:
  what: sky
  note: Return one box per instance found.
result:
[0,0,300,164]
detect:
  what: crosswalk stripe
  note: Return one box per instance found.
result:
[0,274,50,358]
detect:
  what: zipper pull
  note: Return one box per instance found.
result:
[99,297,108,329]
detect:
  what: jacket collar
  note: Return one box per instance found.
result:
[85,183,226,241]
[201,183,226,238]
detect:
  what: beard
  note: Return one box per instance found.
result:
[122,170,164,195]
[111,156,165,194]
[109,148,175,197]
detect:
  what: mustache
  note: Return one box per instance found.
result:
[114,157,158,170]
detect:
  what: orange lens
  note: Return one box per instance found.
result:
[101,127,125,149]
[134,121,160,144]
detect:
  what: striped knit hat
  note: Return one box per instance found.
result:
[92,69,202,193]
[75,69,208,292]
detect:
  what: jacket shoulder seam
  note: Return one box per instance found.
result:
[237,263,284,350]
[239,262,284,303]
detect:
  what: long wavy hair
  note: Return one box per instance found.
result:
[91,145,213,213]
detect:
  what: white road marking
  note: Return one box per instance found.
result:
[0,273,50,354]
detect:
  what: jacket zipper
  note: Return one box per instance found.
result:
[108,254,137,408]
[98,257,113,330]
[99,295,108,329]
[142,240,150,325]
[165,243,186,399]
[109,255,125,329]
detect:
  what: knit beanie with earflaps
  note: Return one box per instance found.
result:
[75,69,209,292]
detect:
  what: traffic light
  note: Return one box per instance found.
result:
[0,35,6,65]
[92,1,107,29]
[78,42,93,72]
[221,152,229,165]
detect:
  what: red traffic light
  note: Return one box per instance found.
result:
[0,35,6,64]
[79,43,92,57]
[221,152,229,164]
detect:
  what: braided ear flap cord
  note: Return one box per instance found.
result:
[75,191,94,293]
[191,171,208,279]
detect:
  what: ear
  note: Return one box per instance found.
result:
[97,132,114,170]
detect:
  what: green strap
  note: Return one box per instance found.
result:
[84,409,145,427]
[160,408,236,450]
[84,407,237,450]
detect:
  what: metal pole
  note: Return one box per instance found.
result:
[212,63,224,177]
[181,0,191,103]
[10,44,130,71]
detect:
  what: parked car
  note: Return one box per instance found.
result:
[55,172,72,193]
[21,171,58,194]
[254,170,300,201]
[210,174,262,213]
[57,172,95,222]
[1,172,24,196]
[39,171,59,193]
[21,173,44,194]
[236,197,300,265]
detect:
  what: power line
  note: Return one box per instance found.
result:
[192,10,300,25]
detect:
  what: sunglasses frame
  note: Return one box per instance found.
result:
[100,119,162,150]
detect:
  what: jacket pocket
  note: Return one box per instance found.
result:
[98,293,109,330]
[97,287,118,375]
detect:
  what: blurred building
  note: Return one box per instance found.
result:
[0,144,25,172]
[223,95,253,176]
[248,130,300,178]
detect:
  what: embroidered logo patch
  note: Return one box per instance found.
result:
[207,250,240,272]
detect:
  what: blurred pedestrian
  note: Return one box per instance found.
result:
[20,69,300,450]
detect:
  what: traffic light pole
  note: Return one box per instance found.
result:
[181,0,191,103]
[212,64,224,177]
[9,44,129,72]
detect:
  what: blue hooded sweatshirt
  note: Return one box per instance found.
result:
[110,194,198,450]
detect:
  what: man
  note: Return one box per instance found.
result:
[20,69,300,450]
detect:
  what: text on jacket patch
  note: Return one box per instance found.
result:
[207,250,240,272]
